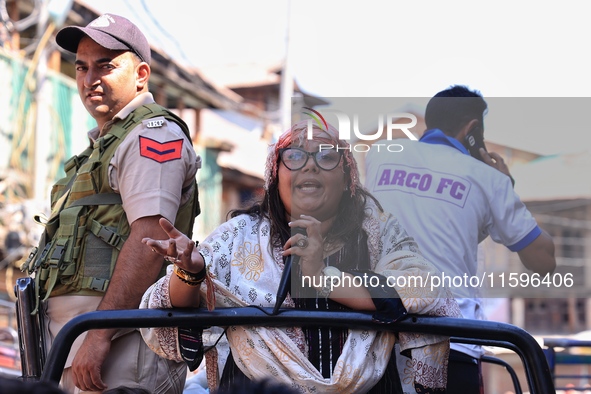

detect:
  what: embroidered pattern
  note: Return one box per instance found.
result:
[231,241,264,281]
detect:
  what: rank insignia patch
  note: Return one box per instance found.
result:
[139,136,183,163]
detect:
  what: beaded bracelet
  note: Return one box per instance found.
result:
[173,264,207,287]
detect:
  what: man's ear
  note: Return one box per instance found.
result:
[456,119,480,141]
[136,62,151,92]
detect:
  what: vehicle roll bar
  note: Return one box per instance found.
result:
[40,307,554,394]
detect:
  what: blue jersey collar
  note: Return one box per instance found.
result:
[419,129,469,155]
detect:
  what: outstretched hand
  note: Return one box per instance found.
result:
[142,217,204,273]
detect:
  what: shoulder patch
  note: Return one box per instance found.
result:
[139,136,183,163]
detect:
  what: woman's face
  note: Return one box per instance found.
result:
[278,131,347,222]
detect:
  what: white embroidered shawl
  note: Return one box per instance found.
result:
[141,200,460,393]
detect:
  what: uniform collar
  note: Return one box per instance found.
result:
[88,92,156,141]
[113,92,155,121]
[419,128,469,155]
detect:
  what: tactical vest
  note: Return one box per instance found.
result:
[23,104,200,310]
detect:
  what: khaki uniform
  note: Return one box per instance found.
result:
[43,92,199,393]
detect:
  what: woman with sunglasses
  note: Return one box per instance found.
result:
[140,121,460,393]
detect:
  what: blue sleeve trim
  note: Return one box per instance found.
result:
[508,226,542,252]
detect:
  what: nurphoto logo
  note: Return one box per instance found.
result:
[303,107,417,153]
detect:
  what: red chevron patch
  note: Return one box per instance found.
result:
[139,136,183,163]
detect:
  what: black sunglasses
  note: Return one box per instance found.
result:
[279,147,343,171]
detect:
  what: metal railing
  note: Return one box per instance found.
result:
[37,307,554,393]
[481,355,523,394]
[544,337,591,391]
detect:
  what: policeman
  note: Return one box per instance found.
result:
[25,14,200,393]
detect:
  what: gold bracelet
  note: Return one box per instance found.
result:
[173,264,206,286]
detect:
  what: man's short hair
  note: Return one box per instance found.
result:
[425,85,488,137]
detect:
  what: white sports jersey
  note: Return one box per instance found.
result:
[364,129,541,358]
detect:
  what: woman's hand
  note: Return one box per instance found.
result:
[285,215,376,310]
[284,215,324,277]
[142,217,204,274]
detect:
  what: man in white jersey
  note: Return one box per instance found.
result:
[364,85,555,393]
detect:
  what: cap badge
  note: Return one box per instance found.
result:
[90,14,115,28]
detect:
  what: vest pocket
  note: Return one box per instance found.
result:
[70,160,101,202]
[50,178,71,210]
[36,205,92,297]
[83,232,113,282]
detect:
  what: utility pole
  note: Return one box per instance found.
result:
[33,0,50,202]
[278,0,293,137]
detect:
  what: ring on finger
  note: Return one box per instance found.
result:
[296,236,309,249]
[165,255,182,264]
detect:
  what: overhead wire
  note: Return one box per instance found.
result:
[135,0,195,66]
